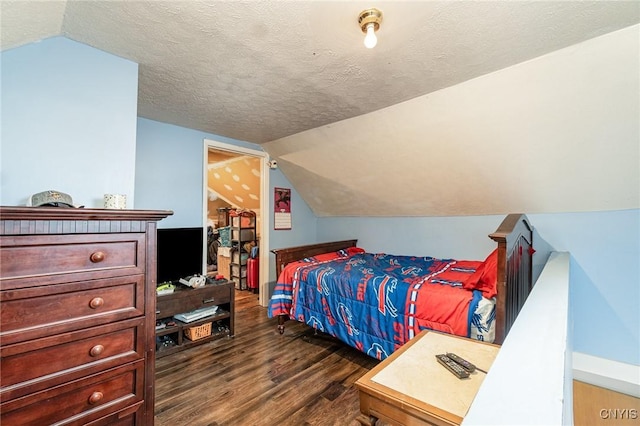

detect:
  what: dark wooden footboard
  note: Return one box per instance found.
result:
[490,213,534,344]
[270,214,534,344]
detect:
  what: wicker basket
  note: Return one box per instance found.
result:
[184,322,212,341]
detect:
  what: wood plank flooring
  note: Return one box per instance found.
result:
[154,290,379,425]
[573,380,640,425]
[155,291,639,425]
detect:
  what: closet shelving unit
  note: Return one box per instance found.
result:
[229,211,256,290]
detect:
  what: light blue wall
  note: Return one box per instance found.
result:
[268,169,317,250]
[134,117,255,228]
[1,37,138,207]
[318,215,504,259]
[532,210,639,366]
[318,209,640,366]
[268,167,317,282]
[135,118,317,282]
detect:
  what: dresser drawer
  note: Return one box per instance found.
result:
[0,233,145,288]
[1,318,145,401]
[0,360,144,426]
[1,275,145,345]
[157,283,231,318]
[84,401,143,426]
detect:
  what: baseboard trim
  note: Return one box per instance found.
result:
[573,352,640,397]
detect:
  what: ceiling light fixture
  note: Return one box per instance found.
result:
[358,8,383,49]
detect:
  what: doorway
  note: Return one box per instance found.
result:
[203,139,270,307]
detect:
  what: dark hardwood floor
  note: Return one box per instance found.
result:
[154,290,379,425]
[155,289,633,425]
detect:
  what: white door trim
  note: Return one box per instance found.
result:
[203,139,270,307]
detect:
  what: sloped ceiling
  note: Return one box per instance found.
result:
[207,152,261,211]
[2,1,638,217]
[265,23,639,217]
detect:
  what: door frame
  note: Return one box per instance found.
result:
[203,138,270,307]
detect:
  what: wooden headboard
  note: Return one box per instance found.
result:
[271,239,358,276]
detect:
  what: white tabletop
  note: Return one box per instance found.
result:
[371,331,499,418]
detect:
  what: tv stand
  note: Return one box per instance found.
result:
[156,279,234,358]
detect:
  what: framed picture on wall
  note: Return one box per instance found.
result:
[274,187,291,230]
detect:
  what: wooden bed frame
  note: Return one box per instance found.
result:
[271,213,534,345]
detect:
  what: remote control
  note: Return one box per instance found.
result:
[446,352,476,373]
[435,354,469,379]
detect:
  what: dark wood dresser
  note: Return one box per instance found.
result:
[0,206,171,426]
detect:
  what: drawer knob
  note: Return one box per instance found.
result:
[88,391,104,404]
[90,251,105,263]
[89,344,105,357]
[89,297,104,309]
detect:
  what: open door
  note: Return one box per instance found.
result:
[203,139,270,307]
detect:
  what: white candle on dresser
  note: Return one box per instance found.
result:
[104,194,127,209]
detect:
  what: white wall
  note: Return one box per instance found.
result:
[1,37,138,208]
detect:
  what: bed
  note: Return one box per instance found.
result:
[268,214,533,359]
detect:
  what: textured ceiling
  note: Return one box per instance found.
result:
[2,1,638,218]
[2,1,638,145]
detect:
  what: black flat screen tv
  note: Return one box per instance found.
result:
[156,227,204,284]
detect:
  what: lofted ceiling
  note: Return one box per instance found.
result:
[1,1,638,145]
[2,1,638,217]
[207,152,261,211]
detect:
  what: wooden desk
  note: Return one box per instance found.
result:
[355,331,499,426]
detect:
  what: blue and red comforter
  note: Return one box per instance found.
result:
[268,248,495,359]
